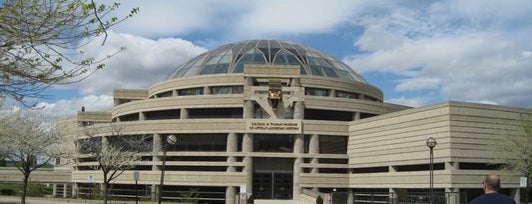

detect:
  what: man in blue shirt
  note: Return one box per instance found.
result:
[469,174,516,204]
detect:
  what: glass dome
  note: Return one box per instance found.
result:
[167,39,367,84]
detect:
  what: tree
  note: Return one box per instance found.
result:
[79,124,149,204]
[490,112,532,203]
[0,0,138,102]
[0,109,65,204]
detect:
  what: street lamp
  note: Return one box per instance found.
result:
[159,134,177,204]
[426,137,437,204]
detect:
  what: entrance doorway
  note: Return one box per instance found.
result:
[253,158,293,199]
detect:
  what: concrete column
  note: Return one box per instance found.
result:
[72,183,78,198]
[139,112,146,120]
[204,86,211,95]
[347,189,354,204]
[445,162,459,170]
[293,101,305,120]
[352,112,360,120]
[180,108,188,119]
[225,186,236,204]
[329,89,336,97]
[227,132,237,172]
[172,89,177,96]
[152,133,161,170]
[53,184,57,197]
[291,78,301,87]
[293,157,302,199]
[446,188,461,204]
[151,184,157,200]
[63,184,68,198]
[243,133,253,193]
[102,136,109,152]
[309,134,320,173]
[389,166,397,172]
[244,101,255,119]
[245,77,254,86]
[358,94,365,100]
[293,134,304,198]
[389,188,396,204]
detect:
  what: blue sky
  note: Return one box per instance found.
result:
[34,0,532,118]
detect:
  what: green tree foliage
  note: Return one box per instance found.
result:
[0,0,138,102]
[490,112,532,202]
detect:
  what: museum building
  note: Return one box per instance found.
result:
[64,40,529,203]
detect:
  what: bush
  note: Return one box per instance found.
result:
[1,189,16,195]
[316,195,324,204]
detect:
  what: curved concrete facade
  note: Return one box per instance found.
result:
[53,40,530,204]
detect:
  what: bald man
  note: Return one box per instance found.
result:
[469,174,516,204]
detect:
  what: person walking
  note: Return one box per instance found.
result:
[469,174,516,204]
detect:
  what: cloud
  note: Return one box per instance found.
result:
[234,0,360,37]
[344,0,532,108]
[386,97,431,107]
[110,0,369,38]
[396,78,440,91]
[70,31,206,95]
[36,95,113,120]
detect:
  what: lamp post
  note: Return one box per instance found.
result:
[426,137,437,204]
[158,134,177,204]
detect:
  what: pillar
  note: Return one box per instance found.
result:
[180,108,188,119]
[139,112,146,120]
[446,188,461,204]
[293,134,304,198]
[152,133,161,170]
[293,101,305,120]
[245,77,254,86]
[445,162,459,170]
[204,86,211,95]
[226,186,236,204]
[63,184,68,198]
[53,184,57,197]
[243,133,253,193]
[72,183,78,198]
[291,78,301,87]
[309,134,320,173]
[172,89,177,96]
[244,101,255,119]
[358,94,365,100]
[227,132,237,172]
[347,189,354,204]
[352,112,360,121]
[329,89,336,97]
[151,184,157,200]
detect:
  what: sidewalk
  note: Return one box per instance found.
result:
[0,196,156,204]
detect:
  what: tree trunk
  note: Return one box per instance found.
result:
[103,182,108,204]
[21,172,30,204]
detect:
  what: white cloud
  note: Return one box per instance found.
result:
[234,0,360,37]
[109,0,370,38]
[396,78,440,91]
[386,97,431,107]
[344,0,532,108]
[70,31,206,95]
[36,95,113,120]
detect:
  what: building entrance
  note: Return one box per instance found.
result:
[253,158,293,199]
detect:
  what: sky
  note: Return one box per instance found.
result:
[32,0,532,119]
